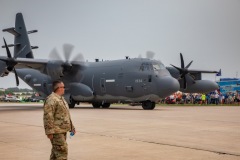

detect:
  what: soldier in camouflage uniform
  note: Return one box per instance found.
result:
[43,80,76,160]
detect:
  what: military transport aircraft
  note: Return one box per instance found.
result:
[0,13,218,110]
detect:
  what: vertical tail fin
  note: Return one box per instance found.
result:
[2,13,38,59]
[14,13,34,58]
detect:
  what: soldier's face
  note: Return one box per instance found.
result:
[56,82,65,96]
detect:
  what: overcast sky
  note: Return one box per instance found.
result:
[0,0,240,89]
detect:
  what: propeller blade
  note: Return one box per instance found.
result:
[63,44,74,61]
[185,60,193,69]
[3,38,12,58]
[72,53,84,62]
[170,64,182,72]
[180,53,184,68]
[146,51,155,59]
[171,53,196,89]
[13,68,19,86]
[49,48,62,61]
[2,38,19,86]
[47,44,86,80]
[183,75,187,89]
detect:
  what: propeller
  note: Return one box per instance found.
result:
[3,38,19,86]
[170,53,195,89]
[138,51,156,59]
[63,43,74,61]
[48,44,85,80]
[49,44,84,62]
[146,51,155,59]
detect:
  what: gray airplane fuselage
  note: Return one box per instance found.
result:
[17,58,180,104]
[80,58,179,102]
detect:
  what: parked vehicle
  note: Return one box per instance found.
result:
[4,96,21,102]
[0,96,5,101]
[22,96,45,102]
[28,97,40,102]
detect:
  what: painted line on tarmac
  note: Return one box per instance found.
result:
[0,120,43,128]
[80,131,240,157]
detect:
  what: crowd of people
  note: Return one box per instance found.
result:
[162,91,240,105]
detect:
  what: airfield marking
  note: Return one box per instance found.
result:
[77,130,240,157]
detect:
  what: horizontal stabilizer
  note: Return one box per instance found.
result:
[31,46,38,49]
[2,27,21,36]
[27,30,38,34]
[2,43,20,48]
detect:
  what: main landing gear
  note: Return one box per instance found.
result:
[68,96,76,108]
[92,102,111,108]
[142,101,155,110]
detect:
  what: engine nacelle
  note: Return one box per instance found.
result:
[0,61,10,77]
[46,61,64,80]
[16,68,52,97]
[180,80,219,93]
[69,82,93,101]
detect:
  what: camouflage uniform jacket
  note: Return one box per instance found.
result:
[43,92,74,135]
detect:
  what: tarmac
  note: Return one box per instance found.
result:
[0,103,239,160]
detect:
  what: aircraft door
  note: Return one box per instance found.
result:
[100,78,106,93]
[140,63,154,94]
[146,75,152,90]
[144,75,152,93]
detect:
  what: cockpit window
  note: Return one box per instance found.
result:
[153,61,165,70]
[139,61,165,71]
[139,63,153,71]
[153,64,161,70]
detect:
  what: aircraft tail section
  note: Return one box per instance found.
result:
[2,13,38,59]
[14,13,34,58]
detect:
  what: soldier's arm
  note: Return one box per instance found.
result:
[43,99,55,135]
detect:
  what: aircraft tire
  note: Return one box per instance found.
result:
[69,102,75,108]
[142,101,155,110]
[102,103,111,108]
[69,96,76,108]
[92,102,101,108]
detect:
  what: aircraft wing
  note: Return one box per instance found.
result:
[0,56,47,72]
[0,56,85,77]
[187,69,218,74]
[167,67,218,78]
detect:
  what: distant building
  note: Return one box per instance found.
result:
[0,88,5,92]
[13,91,35,95]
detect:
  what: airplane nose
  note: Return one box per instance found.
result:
[157,76,180,98]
